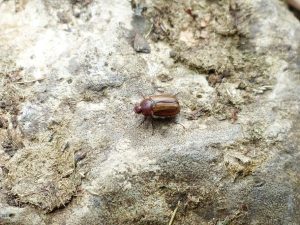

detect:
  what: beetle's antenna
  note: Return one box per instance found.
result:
[173,120,186,130]
[138,91,146,99]
[174,92,181,97]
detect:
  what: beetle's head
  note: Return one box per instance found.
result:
[134,104,142,114]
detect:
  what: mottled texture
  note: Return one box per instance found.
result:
[0,0,299,224]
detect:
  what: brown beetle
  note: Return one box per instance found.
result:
[134,94,180,118]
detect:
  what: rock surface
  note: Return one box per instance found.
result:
[0,0,299,224]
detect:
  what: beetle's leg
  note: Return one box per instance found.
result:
[173,119,186,130]
[145,117,151,129]
[138,116,147,127]
[151,118,155,135]
[138,91,146,99]
[174,92,181,97]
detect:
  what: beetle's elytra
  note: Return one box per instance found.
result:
[134,94,180,118]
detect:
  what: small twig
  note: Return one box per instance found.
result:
[168,201,180,225]
[16,78,45,84]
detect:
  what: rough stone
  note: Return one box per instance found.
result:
[0,0,299,224]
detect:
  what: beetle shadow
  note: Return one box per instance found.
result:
[138,117,185,135]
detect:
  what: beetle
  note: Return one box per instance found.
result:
[134,94,180,126]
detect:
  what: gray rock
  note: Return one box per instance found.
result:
[0,0,299,224]
[133,32,151,53]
